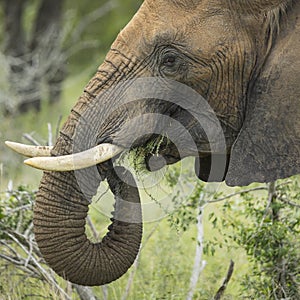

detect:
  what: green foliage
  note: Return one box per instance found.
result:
[168,180,205,233]
[213,178,300,299]
[0,186,34,239]
[4,175,300,299]
[163,171,300,299]
[0,185,82,299]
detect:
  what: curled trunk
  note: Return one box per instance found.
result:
[34,166,142,286]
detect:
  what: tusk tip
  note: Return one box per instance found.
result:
[5,140,52,158]
[5,141,24,154]
[5,141,17,148]
[24,158,42,170]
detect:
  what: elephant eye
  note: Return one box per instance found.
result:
[160,50,182,76]
[162,54,177,67]
[159,48,186,77]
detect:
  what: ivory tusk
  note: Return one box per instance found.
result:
[24,144,124,171]
[5,141,52,157]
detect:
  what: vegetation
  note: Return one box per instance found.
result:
[1,171,299,299]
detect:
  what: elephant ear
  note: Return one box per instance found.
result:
[225,5,300,186]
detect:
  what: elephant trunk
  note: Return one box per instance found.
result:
[33,45,143,286]
[34,166,142,286]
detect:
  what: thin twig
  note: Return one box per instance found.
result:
[122,221,161,300]
[25,235,34,268]
[17,265,39,278]
[47,123,53,146]
[121,252,141,300]
[0,240,20,257]
[258,182,276,228]
[16,210,23,233]
[208,187,268,204]
[278,197,300,208]
[87,215,99,241]
[102,285,109,300]
[6,204,32,213]
[6,232,71,299]
[22,134,40,146]
[73,284,98,300]
[0,245,40,278]
[0,254,24,266]
[24,222,34,238]
[140,222,161,251]
[214,260,235,300]
[71,1,117,43]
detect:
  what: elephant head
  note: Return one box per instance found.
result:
[6,0,300,286]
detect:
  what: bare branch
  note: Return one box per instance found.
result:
[214,260,235,300]
[71,1,117,43]
[102,286,109,300]
[187,193,206,300]
[24,221,34,238]
[15,208,23,233]
[121,252,140,300]
[208,186,268,204]
[73,285,98,300]
[278,197,300,208]
[6,204,31,214]
[258,182,276,228]
[86,216,99,241]
[5,232,71,299]
[47,123,53,146]
[24,235,34,268]
[22,134,40,146]
[0,253,24,266]
[0,240,20,257]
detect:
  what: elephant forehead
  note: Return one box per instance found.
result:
[115,0,234,58]
[145,0,222,11]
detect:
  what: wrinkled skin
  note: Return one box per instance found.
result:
[33,0,300,286]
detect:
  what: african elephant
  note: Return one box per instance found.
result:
[6,0,300,286]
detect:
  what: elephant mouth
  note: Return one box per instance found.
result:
[134,135,210,172]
